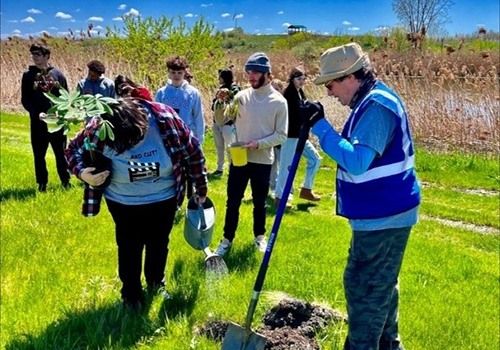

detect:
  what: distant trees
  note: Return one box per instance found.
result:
[392,0,454,35]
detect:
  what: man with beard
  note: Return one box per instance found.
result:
[21,43,70,192]
[214,52,287,256]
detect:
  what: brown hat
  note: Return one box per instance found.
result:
[313,43,370,85]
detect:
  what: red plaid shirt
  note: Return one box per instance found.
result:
[65,99,207,216]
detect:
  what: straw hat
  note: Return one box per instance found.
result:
[313,43,370,85]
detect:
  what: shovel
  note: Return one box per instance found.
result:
[222,119,315,350]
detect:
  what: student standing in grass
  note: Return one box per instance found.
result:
[214,52,287,256]
[66,80,207,310]
[210,68,241,176]
[21,43,71,192]
[76,59,115,97]
[274,67,322,208]
[301,43,421,350]
[155,56,205,198]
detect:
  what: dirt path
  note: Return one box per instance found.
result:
[421,214,499,235]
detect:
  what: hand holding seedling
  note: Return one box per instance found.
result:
[80,167,110,187]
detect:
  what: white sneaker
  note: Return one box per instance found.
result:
[254,235,268,253]
[215,238,232,256]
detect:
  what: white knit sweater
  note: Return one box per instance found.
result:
[233,83,288,164]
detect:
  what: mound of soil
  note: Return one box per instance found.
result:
[198,297,346,349]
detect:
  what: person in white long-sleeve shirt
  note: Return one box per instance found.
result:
[155,56,205,144]
[214,52,288,257]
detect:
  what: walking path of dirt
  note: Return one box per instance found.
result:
[422,214,499,235]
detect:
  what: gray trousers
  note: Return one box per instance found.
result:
[344,227,411,350]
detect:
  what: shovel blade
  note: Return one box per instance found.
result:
[222,322,266,350]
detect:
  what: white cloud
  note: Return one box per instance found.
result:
[8,20,18,23]
[342,20,352,26]
[21,16,35,23]
[277,10,284,15]
[234,13,243,19]
[185,13,194,18]
[118,4,127,10]
[201,3,213,7]
[49,26,58,30]
[94,25,104,30]
[124,8,140,17]
[348,26,360,31]
[88,16,104,22]
[112,16,123,21]
[223,27,234,32]
[57,31,72,36]
[282,22,291,27]
[55,12,72,20]
[221,13,230,18]
[12,29,21,34]
[27,8,42,15]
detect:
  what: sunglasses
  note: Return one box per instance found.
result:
[324,75,348,90]
[31,52,43,57]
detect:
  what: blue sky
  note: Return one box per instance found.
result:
[1,0,498,39]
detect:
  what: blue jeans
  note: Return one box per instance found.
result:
[344,227,411,350]
[223,162,271,242]
[275,138,321,198]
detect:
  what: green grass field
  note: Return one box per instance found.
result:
[1,112,498,349]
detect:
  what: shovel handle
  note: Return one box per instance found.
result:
[243,123,311,329]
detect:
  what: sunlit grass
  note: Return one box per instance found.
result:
[1,112,498,349]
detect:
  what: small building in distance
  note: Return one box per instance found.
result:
[288,24,307,35]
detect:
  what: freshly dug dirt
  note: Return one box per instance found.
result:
[198,297,346,349]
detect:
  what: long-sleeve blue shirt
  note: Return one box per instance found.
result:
[155,81,205,144]
[76,76,115,97]
[312,103,418,230]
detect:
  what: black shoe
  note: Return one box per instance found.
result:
[38,183,47,192]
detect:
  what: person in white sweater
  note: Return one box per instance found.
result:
[215,52,288,256]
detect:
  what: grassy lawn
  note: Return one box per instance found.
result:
[1,112,498,349]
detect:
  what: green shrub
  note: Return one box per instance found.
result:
[106,16,224,92]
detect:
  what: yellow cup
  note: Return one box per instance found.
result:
[229,143,248,166]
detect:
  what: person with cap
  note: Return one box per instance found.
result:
[210,68,241,176]
[214,52,287,256]
[274,67,322,208]
[300,42,421,349]
[66,78,207,311]
[21,42,71,192]
[76,59,115,97]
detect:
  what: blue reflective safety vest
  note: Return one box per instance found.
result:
[336,81,421,219]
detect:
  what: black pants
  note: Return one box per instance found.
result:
[223,162,271,242]
[106,197,177,302]
[30,119,70,185]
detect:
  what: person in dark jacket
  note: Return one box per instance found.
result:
[21,43,70,192]
[274,67,322,207]
[210,68,241,176]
